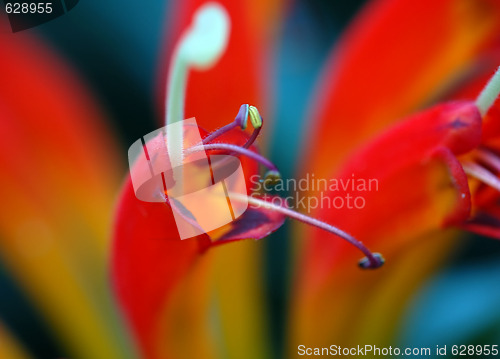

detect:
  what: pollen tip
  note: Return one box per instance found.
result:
[264,170,281,187]
[235,104,250,130]
[358,253,385,269]
[248,105,263,129]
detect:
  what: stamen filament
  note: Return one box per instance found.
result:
[242,105,263,148]
[476,66,500,117]
[186,143,279,173]
[231,193,384,269]
[201,121,262,149]
[242,126,262,149]
[463,161,500,192]
[475,149,500,173]
[199,104,262,149]
[201,122,239,145]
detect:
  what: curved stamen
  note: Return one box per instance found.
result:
[185,142,279,173]
[199,104,263,149]
[242,126,262,149]
[475,148,500,173]
[241,106,263,149]
[463,161,500,192]
[231,193,385,269]
[201,105,249,145]
[201,122,239,145]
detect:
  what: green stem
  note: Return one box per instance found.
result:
[476,66,500,117]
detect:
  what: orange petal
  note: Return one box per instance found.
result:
[0,24,135,358]
[289,230,457,353]
[290,102,482,350]
[290,148,467,350]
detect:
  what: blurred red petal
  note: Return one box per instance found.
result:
[301,0,500,178]
[0,21,132,359]
[112,176,209,359]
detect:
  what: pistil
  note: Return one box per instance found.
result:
[164,3,230,177]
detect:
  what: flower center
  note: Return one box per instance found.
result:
[179,104,384,269]
[161,2,383,269]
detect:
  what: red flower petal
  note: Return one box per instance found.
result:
[291,100,483,350]
[301,0,500,178]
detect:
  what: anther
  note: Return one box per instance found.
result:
[231,193,384,270]
[264,170,281,187]
[200,104,263,148]
[358,253,385,269]
[248,106,263,129]
[235,104,250,129]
